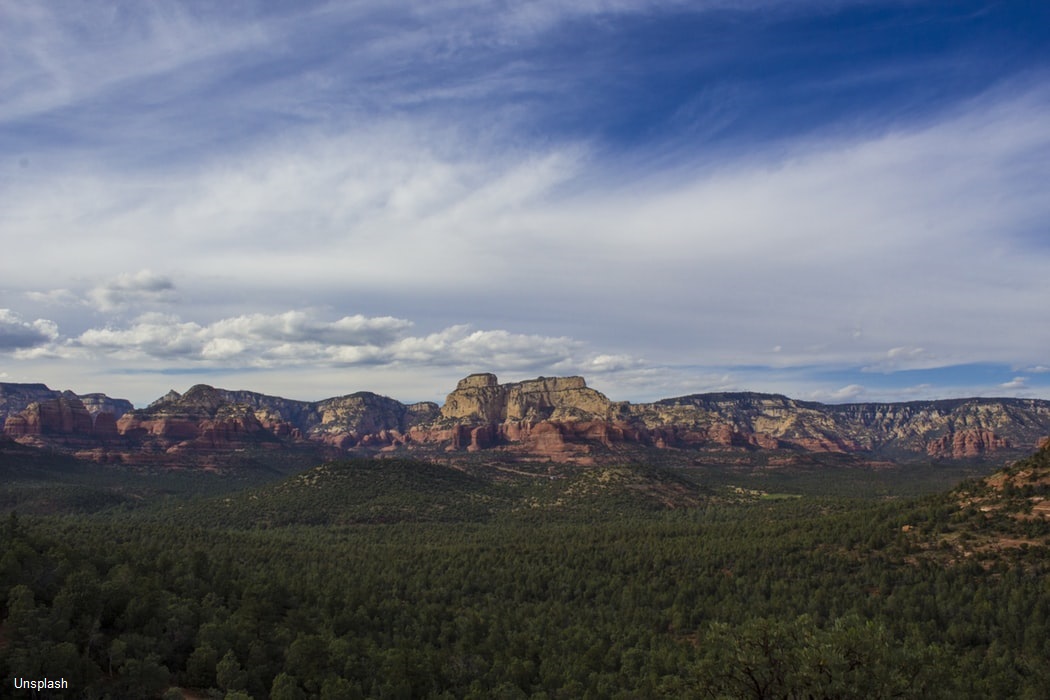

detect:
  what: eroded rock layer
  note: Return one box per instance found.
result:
[3,376,1049,465]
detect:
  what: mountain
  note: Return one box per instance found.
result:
[0,383,133,454]
[115,384,439,451]
[639,393,1050,459]
[422,374,1050,463]
[0,382,133,419]
[2,374,1050,467]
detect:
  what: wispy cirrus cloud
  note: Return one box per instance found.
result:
[0,1,266,127]
[4,86,1050,404]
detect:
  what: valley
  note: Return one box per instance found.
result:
[2,375,1049,698]
[2,421,1049,697]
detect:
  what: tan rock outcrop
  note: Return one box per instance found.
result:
[506,376,611,421]
[440,374,612,423]
[3,414,29,438]
[440,373,508,422]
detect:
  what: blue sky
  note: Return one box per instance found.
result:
[2,0,1049,407]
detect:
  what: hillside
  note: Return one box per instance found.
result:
[956,440,1050,520]
[948,441,1050,552]
[882,442,1050,566]
[170,457,713,528]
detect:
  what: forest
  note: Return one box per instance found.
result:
[2,449,1049,699]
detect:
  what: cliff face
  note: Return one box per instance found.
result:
[3,395,93,437]
[827,399,1050,459]
[3,376,1049,465]
[632,393,861,452]
[440,373,613,422]
[420,380,1050,462]
[77,393,134,419]
[108,384,441,455]
[116,385,296,453]
[629,394,1050,460]
[301,393,440,449]
[0,382,63,417]
[1,384,131,451]
[116,390,281,454]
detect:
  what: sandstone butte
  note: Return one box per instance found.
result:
[3,374,1050,465]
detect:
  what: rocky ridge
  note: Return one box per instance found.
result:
[899,440,1050,562]
[2,375,1050,466]
[0,383,132,453]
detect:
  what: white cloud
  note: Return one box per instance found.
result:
[861,347,933,373]
[828,384,866,401]
[57,310,636,378]
[1000,376,1028,390]
[208,311,412,347]
[87,270,177,312]
[78,314,202,358]
[581,354,646,373]
[24,289,81,306]
[0,309,59,351]
[397,327,579,368]
[200,337,246,361]
[897,384,935,397]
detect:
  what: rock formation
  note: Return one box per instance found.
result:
[0,382,62,417]
[77,393,134,420]
[1,383,132,451]
[116,385,289,453]
[3,375,1050,466]
[2,394,122,453]
[440,373,613,422]
[925,429,1010,459]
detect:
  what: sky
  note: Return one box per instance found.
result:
[2,0,1050,408]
